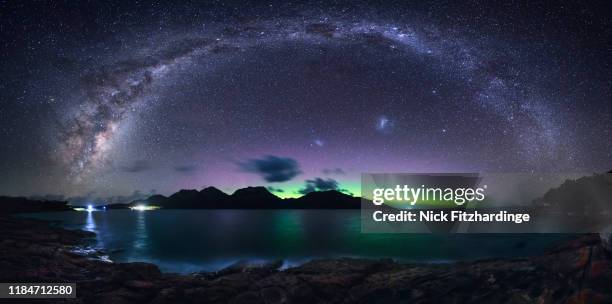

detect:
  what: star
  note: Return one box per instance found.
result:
[376,116,393,133]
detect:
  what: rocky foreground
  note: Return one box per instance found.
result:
[1,216,612,304]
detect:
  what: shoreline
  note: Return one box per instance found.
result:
[1,215,611,303]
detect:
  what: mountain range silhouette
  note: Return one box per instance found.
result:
[106,186,361,209]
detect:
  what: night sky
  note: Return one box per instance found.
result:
[1,1,610,203]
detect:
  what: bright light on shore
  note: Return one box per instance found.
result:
[87,205,94,212]
[129,205,159,211]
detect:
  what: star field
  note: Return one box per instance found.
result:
[0,1,610,201]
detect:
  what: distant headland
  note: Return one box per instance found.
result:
[0,187,361,213]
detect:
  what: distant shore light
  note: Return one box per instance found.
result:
[129,205,159,211]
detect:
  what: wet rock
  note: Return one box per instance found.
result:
[599,232,612,253]
[2,215,612,303]
[101,288,148,303]
[150,287,179,304]
[112,262,162,281]
[230,291,264,304]
[124,280,157,289]
[215,259,283,276]
[260,286,286,304]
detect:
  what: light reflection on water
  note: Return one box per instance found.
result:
[85,211,95,232]
[25,210,572,273]
[134,210,147,251]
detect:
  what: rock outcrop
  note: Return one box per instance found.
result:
[0,196,73,214]
[1,216,611,303]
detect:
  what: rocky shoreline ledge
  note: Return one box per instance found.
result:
[1,216,611,303]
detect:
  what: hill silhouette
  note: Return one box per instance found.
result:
[124,187,360,209]
[533,172,612,214]
[0,196,73,214]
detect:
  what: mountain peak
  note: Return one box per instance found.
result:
[201,186,220,191]
[301,189,352,198]
[232,186,273,194]
[200,186,227,194]
[292,190,360,209]
[231,186,281,201]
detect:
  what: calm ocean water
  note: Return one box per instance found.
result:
[24,210,571,273]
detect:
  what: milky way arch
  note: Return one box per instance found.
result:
[57,16,559,179]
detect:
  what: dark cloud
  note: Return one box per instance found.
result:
[340,189,354,196]
[239,155,301,182]
[174,164,197,173]
[298,184,316,194]
[323,168,345,175]
[120,160,151,173]
[298,177,339,194]
[267,186,285,193]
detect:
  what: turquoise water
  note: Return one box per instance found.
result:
[25,210,571,273]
